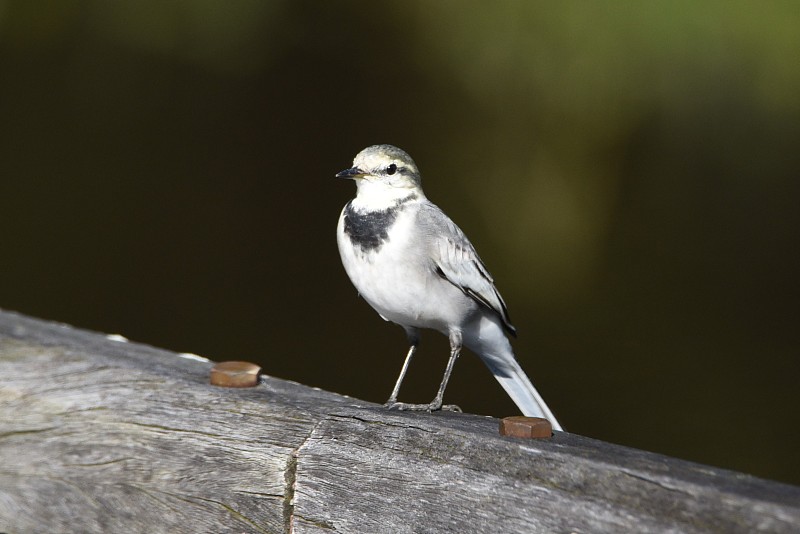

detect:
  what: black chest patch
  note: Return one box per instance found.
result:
[343,195,416,253]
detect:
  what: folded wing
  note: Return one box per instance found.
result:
[417,202,516,337]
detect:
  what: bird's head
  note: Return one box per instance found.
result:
[336,145,424,202]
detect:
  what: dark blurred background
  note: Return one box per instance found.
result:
[1,2,798,485]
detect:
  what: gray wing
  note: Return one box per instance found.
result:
[416,202,517,337]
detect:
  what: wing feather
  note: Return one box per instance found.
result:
[417,202,517,337]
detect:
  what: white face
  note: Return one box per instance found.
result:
[351,145,422,191]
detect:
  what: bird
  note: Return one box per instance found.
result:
[335,144,563,431]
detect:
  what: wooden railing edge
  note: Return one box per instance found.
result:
[1,308,798,533]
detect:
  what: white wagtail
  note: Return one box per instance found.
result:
[336,144,562,431]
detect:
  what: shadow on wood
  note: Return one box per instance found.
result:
[1,309,798,533]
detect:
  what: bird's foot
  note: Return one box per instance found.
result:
[384,401,462,413]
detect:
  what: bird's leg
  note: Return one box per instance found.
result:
[428,331,462,412]
[386,330,462,413]
[384,344,416,407]
[384,328,419,409]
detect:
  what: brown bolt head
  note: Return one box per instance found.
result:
[499,416,553,439]
[210,361,261,388]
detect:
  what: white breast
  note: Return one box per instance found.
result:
[337,205,477,334]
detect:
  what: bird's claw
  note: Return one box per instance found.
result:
[384,401,462,413]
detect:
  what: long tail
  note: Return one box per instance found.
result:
[489,358,563,431]
[464,315,564,431]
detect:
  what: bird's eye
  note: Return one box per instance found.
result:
[386,163,397,175]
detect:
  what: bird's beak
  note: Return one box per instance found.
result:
[335,167,365,179]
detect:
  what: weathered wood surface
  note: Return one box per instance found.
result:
[0,309,798,533]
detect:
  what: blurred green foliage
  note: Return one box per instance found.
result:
[1,1,799,485]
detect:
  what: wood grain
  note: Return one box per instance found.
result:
[0,309,798,533]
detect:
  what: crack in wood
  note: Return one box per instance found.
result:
[327,412,436,433]
[284,416,329,533]
[283,452,298,533]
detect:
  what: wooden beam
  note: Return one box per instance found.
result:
[0,309,798,533]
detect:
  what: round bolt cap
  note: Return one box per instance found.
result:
[210,361,261,388]
[499,416,553,439]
